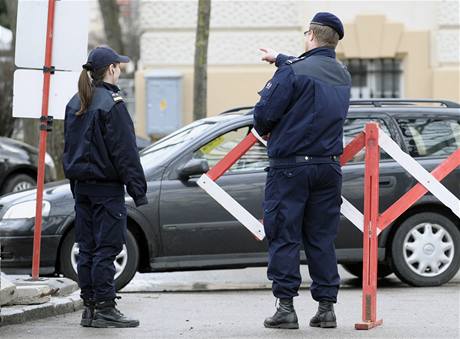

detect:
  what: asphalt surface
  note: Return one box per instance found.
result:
[1,266,459,338]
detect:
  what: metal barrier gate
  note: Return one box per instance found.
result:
[198,122,460,329]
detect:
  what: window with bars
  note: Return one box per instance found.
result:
[342,58,403,98]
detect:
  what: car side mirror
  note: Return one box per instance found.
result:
[178,158,209,180]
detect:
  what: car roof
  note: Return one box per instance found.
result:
[215,100,460,123]
[348,107,460,117]
[213,109,460,125]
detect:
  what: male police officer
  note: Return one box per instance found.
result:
[254,12,351,329]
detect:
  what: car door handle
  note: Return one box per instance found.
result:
[379,177,396,187]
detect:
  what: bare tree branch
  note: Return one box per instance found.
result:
[98,0,124,53]
[193,0,211,121]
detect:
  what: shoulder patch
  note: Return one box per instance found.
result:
[285,56,305,65]
[111,92,124,102]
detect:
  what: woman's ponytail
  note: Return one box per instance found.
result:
[75,63,111,116]
[76,66,93,116]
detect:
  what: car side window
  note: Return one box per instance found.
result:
[397,118,460,158]
[343,118,391,163]
[193,126,269,173]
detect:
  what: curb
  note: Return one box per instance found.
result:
[1,291,82,326]
[121,282,273,292]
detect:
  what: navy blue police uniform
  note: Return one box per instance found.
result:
[254,44,351,302]
[63,82,147,304]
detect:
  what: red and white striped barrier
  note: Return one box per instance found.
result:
[198,123,460,330]
[197,130,266,240]
[197,127,374,239]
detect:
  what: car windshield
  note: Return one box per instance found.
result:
[140,121,216,169]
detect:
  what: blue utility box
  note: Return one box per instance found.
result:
[145,70,183,137]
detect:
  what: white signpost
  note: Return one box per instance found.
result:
[13,0,89,279]
[13,70,79,120]
[13,0,89,119]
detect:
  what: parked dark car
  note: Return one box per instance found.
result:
[0,137,56,195]
[1,99,459,290]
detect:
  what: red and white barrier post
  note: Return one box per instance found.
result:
[355,123,383,329]
[31,0,56,280]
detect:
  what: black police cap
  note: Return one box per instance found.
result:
[83,46,130,72]
[310,12,344,40]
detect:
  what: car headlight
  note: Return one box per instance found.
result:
[45,152,55,168]
[45,152,57,180]
[2,200,51,219]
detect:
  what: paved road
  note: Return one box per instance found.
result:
[1,266,459,338]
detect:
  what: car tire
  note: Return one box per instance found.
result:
[59,227,139,291]
[391,212,460,287]
[1,174,36,194]
[342,263,393,279]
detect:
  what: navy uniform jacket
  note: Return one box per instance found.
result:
[253,47,351,158]
[63,82,147,207]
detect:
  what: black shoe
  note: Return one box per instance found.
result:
[80,299,95,327]
[92,299,140,328]
[264,298,299,329]
[309,301,337,328]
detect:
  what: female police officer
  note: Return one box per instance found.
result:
[63,46,147,328]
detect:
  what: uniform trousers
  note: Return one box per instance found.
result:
[263,162,342,302]
[74,183,127,302]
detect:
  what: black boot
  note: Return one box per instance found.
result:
[264,298,299,329]
[92,299,140,328]
[309,301,337,328]
[80,299,95,327]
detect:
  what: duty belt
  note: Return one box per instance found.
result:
[269,155,340,167]
[74,180,124,196]
[75,180,122,186]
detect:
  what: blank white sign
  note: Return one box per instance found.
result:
[15,0,89,71]
[13,69,78,120]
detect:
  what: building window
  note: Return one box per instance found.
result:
[342,58,403,98]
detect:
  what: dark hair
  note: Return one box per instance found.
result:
[76,64,112,116]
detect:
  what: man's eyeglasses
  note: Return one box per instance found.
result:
[303,29,312,36]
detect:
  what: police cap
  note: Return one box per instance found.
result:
[310,12,344,40]
[83,46,130,72]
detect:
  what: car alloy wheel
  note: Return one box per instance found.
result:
[12,181,34,192]
[1,174,36,194]
[403,222,454,277]
[60,227,139,291]
[70,243,129,279]
[391,212,460,286]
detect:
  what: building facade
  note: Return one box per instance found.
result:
[135,0,460,138]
